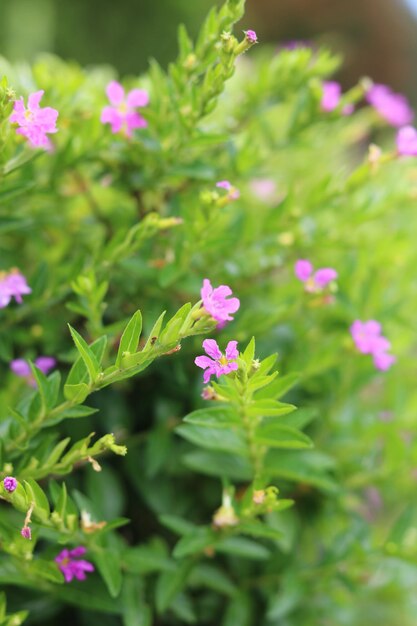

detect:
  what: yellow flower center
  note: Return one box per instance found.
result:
[218,355,229,366]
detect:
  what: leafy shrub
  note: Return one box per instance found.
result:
[1,1,417,624]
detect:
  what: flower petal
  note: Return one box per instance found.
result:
[225,341,239,360]
[195,355,214,369]
[202,339,222,360]
[126,88,149,108]
[294,259,313,282]
[106,81,125,106]
[28,90,44,111]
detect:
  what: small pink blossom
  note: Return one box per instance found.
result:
[195,339,239,384]
[396,126,417,156]
[55,546,94,583]
[216,180,240,200]
[9,91,58,149]
[21,526,31,540]
[201,279,240,326]
[321,82,353,115]
[0,269,31,308]
[350,320,395,371]
[11,356,56,386]
[101,81,149,137]
[294,260,337,292]
[244,30,258,44]
[3,477,17,493]
[250,178,277,202]
[366,84,413,127]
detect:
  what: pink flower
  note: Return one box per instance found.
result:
[321,82,353,115]
[366,84,413,127]
[244,30,258,44]
[294,259,337,292]
[0,269,31,308]
[216,180,240,200]
[201,279,240,326]
[321,81,341,112]
[350,320,395,371]
[11,356,56,386]
[195,339,239,384]
[396,126,417,156]
[9,91,58,150]
[101,81,149,137]
[250,178,277,202]
[21,527,31,540]
[3,477,17,493]
[55,547,94,583]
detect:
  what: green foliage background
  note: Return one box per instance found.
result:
[0,1,417,625]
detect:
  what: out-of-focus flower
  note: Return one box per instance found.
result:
[21,526,31,540]
[216,180,240,200]
[11,356,56,386]
[250,178,277,202]
[101,81,149,137]
[294,259,337,292]
[0,269,31,308]
[396,126,417,156]
[350,320,395,371]
[366,84,414,127]
[201,279,240,326]
[195,339,239,384]
[55,547,94,583]
[10,91,58,149]
[321,82,353,115]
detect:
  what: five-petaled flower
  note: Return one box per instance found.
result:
[294,259,338,293]
[55,547,94,583]
[396,126,417,156]
[3,477,17,493]
[350,320,396,371]
[201,278,240,327]
[101,81,149,137]
[9,91,58,150]
[0,269,31,309]
[366,84,414,127]
[195,339,239,383]
[11,356,56,387]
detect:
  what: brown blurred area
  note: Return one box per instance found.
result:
[246,0,417,97]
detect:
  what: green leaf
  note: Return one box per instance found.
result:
[68,325,101,383]
[63,382,90,403]
[94,549,123,598]
[143,311,166,349]
[173,527,217,558]
[24,479,50,521]
[116,310,142,367]
[264,450,338,493]
[247,399,296,418]
[183,450,252,481]
[217,536,271,560]
[255,373,300,400]
[29,560,64,584]
[176,423,248,456]
[122,577,152,626]
[254,422,313,449]
[183,406,240,428]
[155,560,193,613]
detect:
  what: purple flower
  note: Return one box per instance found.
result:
[195,339,239,384]
[216,180,240,200]
[366,84,413,127]
[101,81,149,137]
[9,91,58,150]
[3,477,17,493]
[294,259,337,292]
[250,178,277,202]
[21,526,31,540]
[55,547,94,583]
[11,356,56,387]
[201,279,240,326]
[244,30,258,44]
[0,269,31,308]
[396,126,417,156]
[350,320,395,371]
[321,81,341,112]
[321,82,353,115]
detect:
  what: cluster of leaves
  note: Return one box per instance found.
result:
[1,0,417,624]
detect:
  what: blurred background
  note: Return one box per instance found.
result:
[1,0,417,97]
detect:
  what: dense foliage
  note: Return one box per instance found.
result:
[1,1,417,624]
